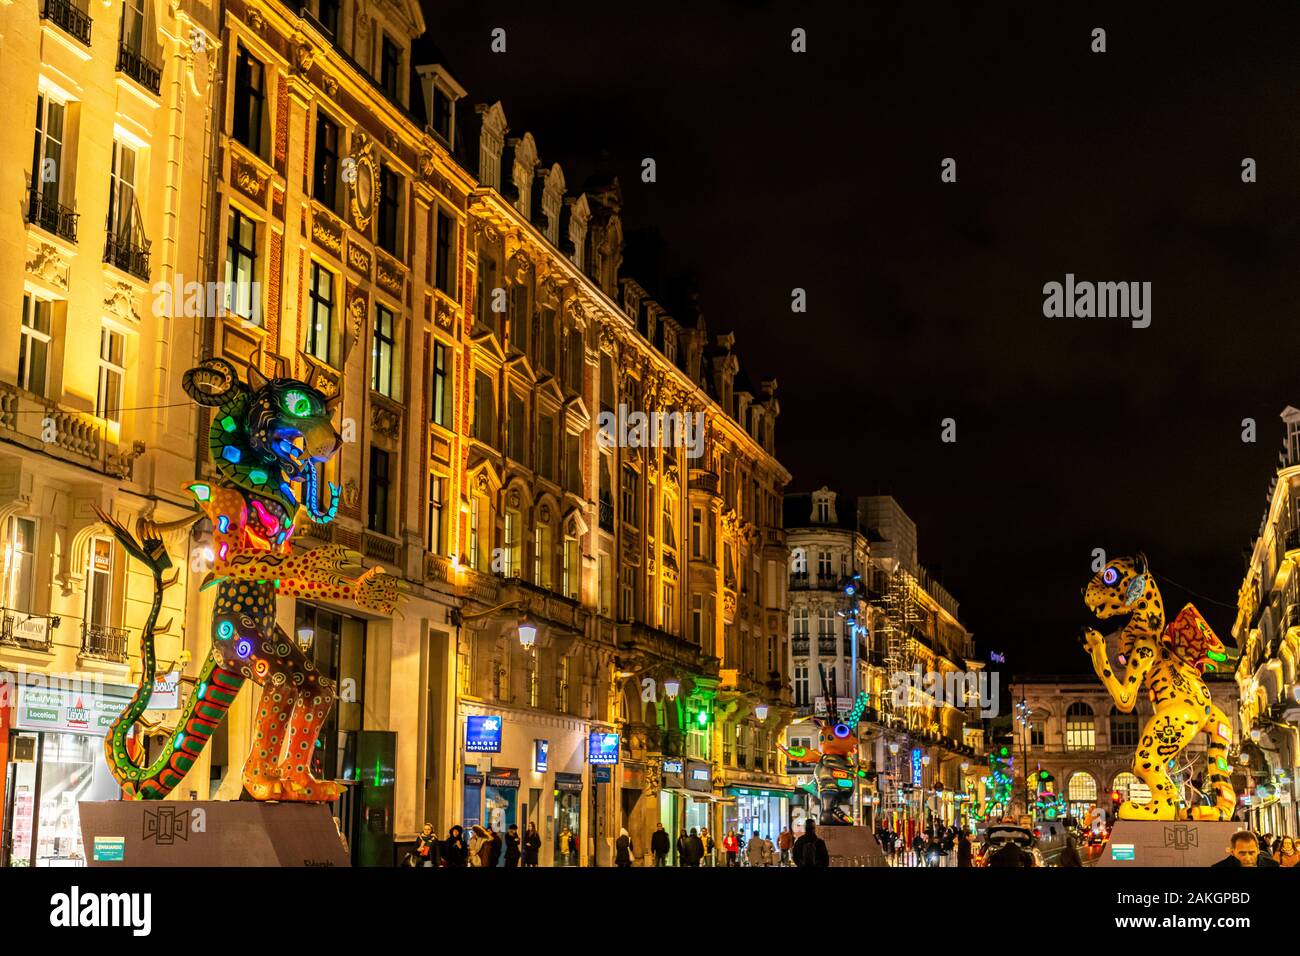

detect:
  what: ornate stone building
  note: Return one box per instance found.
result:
[0,0,219,865]
[455,100,791,863]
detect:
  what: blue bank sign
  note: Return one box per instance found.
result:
[465,715,503,753]
[588,731,620,765]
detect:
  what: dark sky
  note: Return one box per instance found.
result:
[418,0,1300,672]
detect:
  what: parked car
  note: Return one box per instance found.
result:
[1031,819,1072,866]
[975,824,1045,867]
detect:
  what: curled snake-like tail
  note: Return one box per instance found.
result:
[96,508,247,799]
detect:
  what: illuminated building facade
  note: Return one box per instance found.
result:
[784,490,982,835]
[1231,406,1300,836]
[0,0,219,865]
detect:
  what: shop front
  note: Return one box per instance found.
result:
[1,678,134,867]
[724,785,793,845]
[458,704,590,866]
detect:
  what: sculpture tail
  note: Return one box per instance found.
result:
[97,507,247,799]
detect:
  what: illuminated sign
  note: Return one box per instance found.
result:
[1111,844,1135,861]
[662,759,683,775]
[588,731,620,765]
[534,739,549,773]
[911,748,923,786]
[465,715,503,753]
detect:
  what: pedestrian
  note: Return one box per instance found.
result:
[1256,833,1277,865]
[911,832,926,867]
[615,827,634,867]
[1059,834,1083,868]
[651,822,670,866]
[686,827,705,867]
[701,827,715,867]
[985,839,1034,868]
[442,824,468,867]
[957,830,972,868]
[410,822,439,867]
[761,834,775,867]
[1279,836,1300,867]
[675,829,689,867]
[778,827,793,865]
[746,830,765,867]
[522,822,541,867]
[1212,831,1279,867]
[504,824,521,867]
[468,824,488,867]
[558,825,576,867]
[723,829,740,867]
[487,825,502,868]
[792,820,830,868]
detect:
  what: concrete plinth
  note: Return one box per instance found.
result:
[79,801,350,867]
[1097,820,1241,867]
[819,825,889,867]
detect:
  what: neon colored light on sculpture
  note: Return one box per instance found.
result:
[97,356,404,801]
[1081,554,1235,821]
[779,666,870,826]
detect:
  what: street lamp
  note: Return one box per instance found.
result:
[516,620,538,649]
[754,703,769,721]
[664,678,681,699]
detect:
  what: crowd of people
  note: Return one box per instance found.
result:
[1211,831,1300,867]
[407,821,549,867]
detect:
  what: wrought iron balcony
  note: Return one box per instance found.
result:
[817,637,837,656]
[118,43,162,95]
[1,610,56,653]
[27,188,79,243]
[792,636,810,656]
[81,622,130,662]
[42,0,92,46]
[104,231,151,281]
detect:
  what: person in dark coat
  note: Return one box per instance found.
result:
[1059,835,1083,867]
[615,827,634,867]
[504,824,521,867]
[675,829,689,866]
[1212,831,1279,867]
[443,825,468,867]
[484,825,502,868]
[523,822,541,867]
[957,830,973,868]
[985,840,1034,867]
[651,823,670,866]
[792,821,830,868]
[686,827,705,867]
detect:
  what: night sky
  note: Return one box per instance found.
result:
[419,1,1300,673]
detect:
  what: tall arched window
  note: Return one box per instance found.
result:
[1066,772,1098,817]
[1065,702,1095,750]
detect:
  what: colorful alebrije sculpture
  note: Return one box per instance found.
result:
[98,356,403,801]
[1081,554,1235,821]
[781,668,870,825]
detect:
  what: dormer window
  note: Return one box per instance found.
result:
[421,66,467,149]
[317,0,339,36]
[432,87,452,141]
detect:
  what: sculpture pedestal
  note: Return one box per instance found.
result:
[1097,820,1241,867]
[79,801,350,867]
[819,825,888,867]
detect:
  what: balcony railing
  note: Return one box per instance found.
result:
[792,636,810,656]
[118,43,162,95]
[817,637,836,656]
[104,231,151,281]
[27,188,79,243]
[81,622,129,662]
[1,610,56,653]
[42,0,92,46]
[789,573,841,591]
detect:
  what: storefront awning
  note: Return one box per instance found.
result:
[554,772,583,792]
[486,768,520,788]
[726,785,796,799]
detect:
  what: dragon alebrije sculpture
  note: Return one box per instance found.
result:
[1081,554,1235,821]
[98,355,403,801]
[780,665,870,825]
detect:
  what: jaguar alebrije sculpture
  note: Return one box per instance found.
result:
[780,666,870,825]
[1081,555,1235,821]
[98,355,403,801]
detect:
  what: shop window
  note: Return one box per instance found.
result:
[294,603,366,782]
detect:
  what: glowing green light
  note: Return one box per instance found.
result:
[696,710,709,727]
[189,482,211,501]
[283,390,313,418]
[220,415,237,432]
[248,468,269,485]
[1208,651,1227,662]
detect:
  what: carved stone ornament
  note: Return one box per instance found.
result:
[322,75,338,97]
[103,281,141,323]
[292,32,315,73]
[349,133,377,232]
[343,479,361,507]
[26,242,69,290]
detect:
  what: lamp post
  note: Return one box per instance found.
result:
[1015,688,1031,818]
